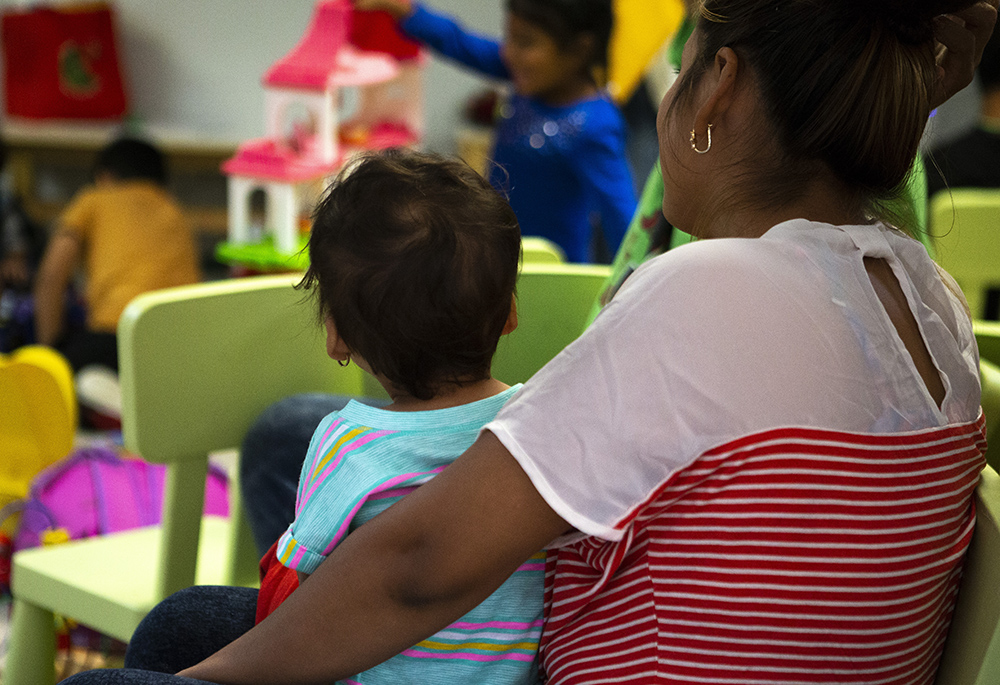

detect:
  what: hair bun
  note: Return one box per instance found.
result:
[858,0,977,43]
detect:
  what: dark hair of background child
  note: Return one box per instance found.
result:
[93,137,168,186]
[300,150,522,401]
[507,0,614,80]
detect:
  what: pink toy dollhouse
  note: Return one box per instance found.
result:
[221,0,423,263]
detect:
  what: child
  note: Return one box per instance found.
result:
[33,137,201,374]
[57,150,543,685]
[0,138,45,301]
[252,150,543,683]
[0,135,48,351]
[355,0,637,263]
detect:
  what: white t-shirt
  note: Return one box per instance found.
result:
[488,219,981,541]
[485,220,986,684]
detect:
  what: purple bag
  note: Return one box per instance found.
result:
[8,445,229,553]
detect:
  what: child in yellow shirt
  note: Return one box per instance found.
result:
[34,137,201,373]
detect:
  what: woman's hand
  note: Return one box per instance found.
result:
[352,0,414,21]
[931,0,999,109]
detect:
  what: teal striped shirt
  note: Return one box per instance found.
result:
[277,385,543,684]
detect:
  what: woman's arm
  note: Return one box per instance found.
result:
[178,431,570,685]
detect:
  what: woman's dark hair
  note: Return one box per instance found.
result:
[94,137,167,186]
[507,0,613,81]
[299,149,521,401]
[669,0,977,221]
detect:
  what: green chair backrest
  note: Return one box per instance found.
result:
[934,465,1000,685]
[930,189,1000,320]
[118,274,363,596]
[521,236,566,264]
[492,262,610,385]
[976,320,1000,369]
[981,360,1000,472]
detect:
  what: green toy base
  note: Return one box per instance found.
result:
[215,237,310,272]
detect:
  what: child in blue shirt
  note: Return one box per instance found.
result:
[356,0,637,262]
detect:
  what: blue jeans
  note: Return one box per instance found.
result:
[239,393,388,556]
[61,585,257,684]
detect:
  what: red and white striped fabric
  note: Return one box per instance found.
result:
[539,419,987,684]
[486,221,987,683]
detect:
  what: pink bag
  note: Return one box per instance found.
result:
[8,445,229,553]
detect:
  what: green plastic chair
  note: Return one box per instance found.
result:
[981,360,1000,473]
[492,262,610,385]
[4,274,364,685]
[930,189,1000,320]
[975,320,1000,370]
[935,465,1000,685]
[521,236,566,264]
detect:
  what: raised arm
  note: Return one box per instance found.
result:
[178,431,570,685]
[355,0,508,79]
[929,0,996,108]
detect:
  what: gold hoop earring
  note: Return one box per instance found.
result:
[337,356,350,368]
[690,123,713,154]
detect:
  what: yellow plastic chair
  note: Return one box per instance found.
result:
[492,262,610,385]
[521,236,566,264]
[0,346,76,534]
[930,189,1000,320]
[935,465,1000,685]
[5,275,365,685]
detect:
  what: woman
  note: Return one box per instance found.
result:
[67,1,997,683]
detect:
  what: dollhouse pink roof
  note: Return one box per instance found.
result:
[222,139,343,183]
[264,0,411,91]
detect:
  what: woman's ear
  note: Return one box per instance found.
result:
[692,47,740,141]
[324,316,352,362]
[501,295,518,336]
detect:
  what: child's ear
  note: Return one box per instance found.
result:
[324,316,352,362]
[501,294,518,336]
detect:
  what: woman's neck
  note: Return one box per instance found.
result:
[383,377,511,412]
[692,174,868,240]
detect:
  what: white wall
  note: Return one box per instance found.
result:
[0,0,979,153]
[1,0,503,153]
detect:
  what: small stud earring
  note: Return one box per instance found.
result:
[690,123,713,154]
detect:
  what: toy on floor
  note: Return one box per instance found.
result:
[0,345,76,537]
[217,0,424,272]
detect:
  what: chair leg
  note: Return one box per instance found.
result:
[224,467,261,588]
[3,598,56,685]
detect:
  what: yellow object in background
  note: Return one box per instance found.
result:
[607,0,685,103]
[41,528,72,547]
[0,346,77,532]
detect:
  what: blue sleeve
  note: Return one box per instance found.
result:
[400,4,509,79]
[573,109,637,255]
